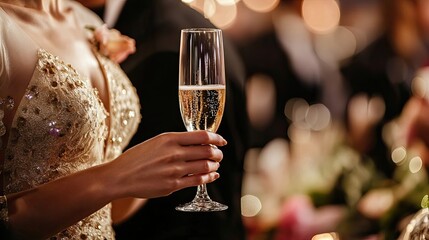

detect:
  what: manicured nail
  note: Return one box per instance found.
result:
[220,136,227,146]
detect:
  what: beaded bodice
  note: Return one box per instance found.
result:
[0,2,141,238]
[2,49,140,239]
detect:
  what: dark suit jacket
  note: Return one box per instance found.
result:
[112,1,248,239]
[341,35,412,177]
[238,31,321,148]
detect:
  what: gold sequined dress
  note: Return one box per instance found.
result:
[0,2,141,239]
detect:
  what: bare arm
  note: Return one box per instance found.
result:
[111,198,148,225]
[5,131,226,239]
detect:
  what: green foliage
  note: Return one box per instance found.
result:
[421,195,429,209]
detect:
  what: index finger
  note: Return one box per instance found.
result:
[176,131,227,146]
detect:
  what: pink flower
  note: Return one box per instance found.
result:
[92,24,136,63]
[275,195,346,240]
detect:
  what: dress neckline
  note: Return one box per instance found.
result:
[0,6,113,159]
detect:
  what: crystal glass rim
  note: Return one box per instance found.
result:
[181,28,222,33]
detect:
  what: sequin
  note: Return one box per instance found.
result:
[128,110,136,118]
[0,117,5,136]
[3,49,140,239]
[17,117,26,128]
[25,86,39,100]
[48,121,62,137]
[5,96,14,110]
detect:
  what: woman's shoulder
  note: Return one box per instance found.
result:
[64,0,103,28]
[0,9,9,93]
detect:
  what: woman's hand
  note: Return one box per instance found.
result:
[106,130,227,199]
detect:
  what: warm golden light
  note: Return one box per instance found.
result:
[368,96,385,121]
[182,0,194,3]
[243,0,280,13]
[358,189,394,219]
[288,123,311,144]
[204,0,217,18]
[241,194,262,217]
[314,26,357,63]
[409,156,423,173]
[188,0,205,14]
[209,2,237,28]
[305,103,331,131]
[302,0,340,34]
[412,76,427,98]
[285,98,309,123]
[246,74,276,129]
[411,68,429,99]
[216,0,238,6]
[312,232,340,240]
[391,146,407,165]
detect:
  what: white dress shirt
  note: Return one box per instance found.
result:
[104,0,126,27]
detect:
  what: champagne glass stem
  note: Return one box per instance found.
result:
[195,184,210,200]
[176,182,227,212]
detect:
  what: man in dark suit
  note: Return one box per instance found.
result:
[82,0,249,239]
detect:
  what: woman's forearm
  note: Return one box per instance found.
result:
[111,198,148,225]
[7,163,116,239]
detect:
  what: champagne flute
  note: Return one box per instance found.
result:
[176,28,228,212]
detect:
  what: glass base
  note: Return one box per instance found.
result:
[176,198,228,212]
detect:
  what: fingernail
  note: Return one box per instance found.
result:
[214,172,220,179]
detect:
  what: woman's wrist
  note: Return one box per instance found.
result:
[94,161,127,201]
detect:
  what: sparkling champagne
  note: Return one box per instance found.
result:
[179,84,225,132]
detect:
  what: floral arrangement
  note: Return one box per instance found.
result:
[242,96,429,240]
[86,24,135,63]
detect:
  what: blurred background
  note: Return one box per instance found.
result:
[182,0,429,239]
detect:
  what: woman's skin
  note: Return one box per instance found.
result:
[0,0,226,238]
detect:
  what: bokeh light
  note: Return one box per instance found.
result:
[312,232,340,240]
[411,67,429,99]
[314,26,357,64]
[204,0,216,18]
[247,74,276,129]
[284,98,310,123]
[409,156,423,173]
[305,103,331,131]
[259,138,289,173]
[188,0,205,14]
[241,194,262,217]
[242,0,280,13]
[288,122,311,144]
[216,0,239,6]
[209,1,238,28]
[302,0,340,34]
[358,188,394,219]
[368,96,385,120]
[391,146,407,165]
